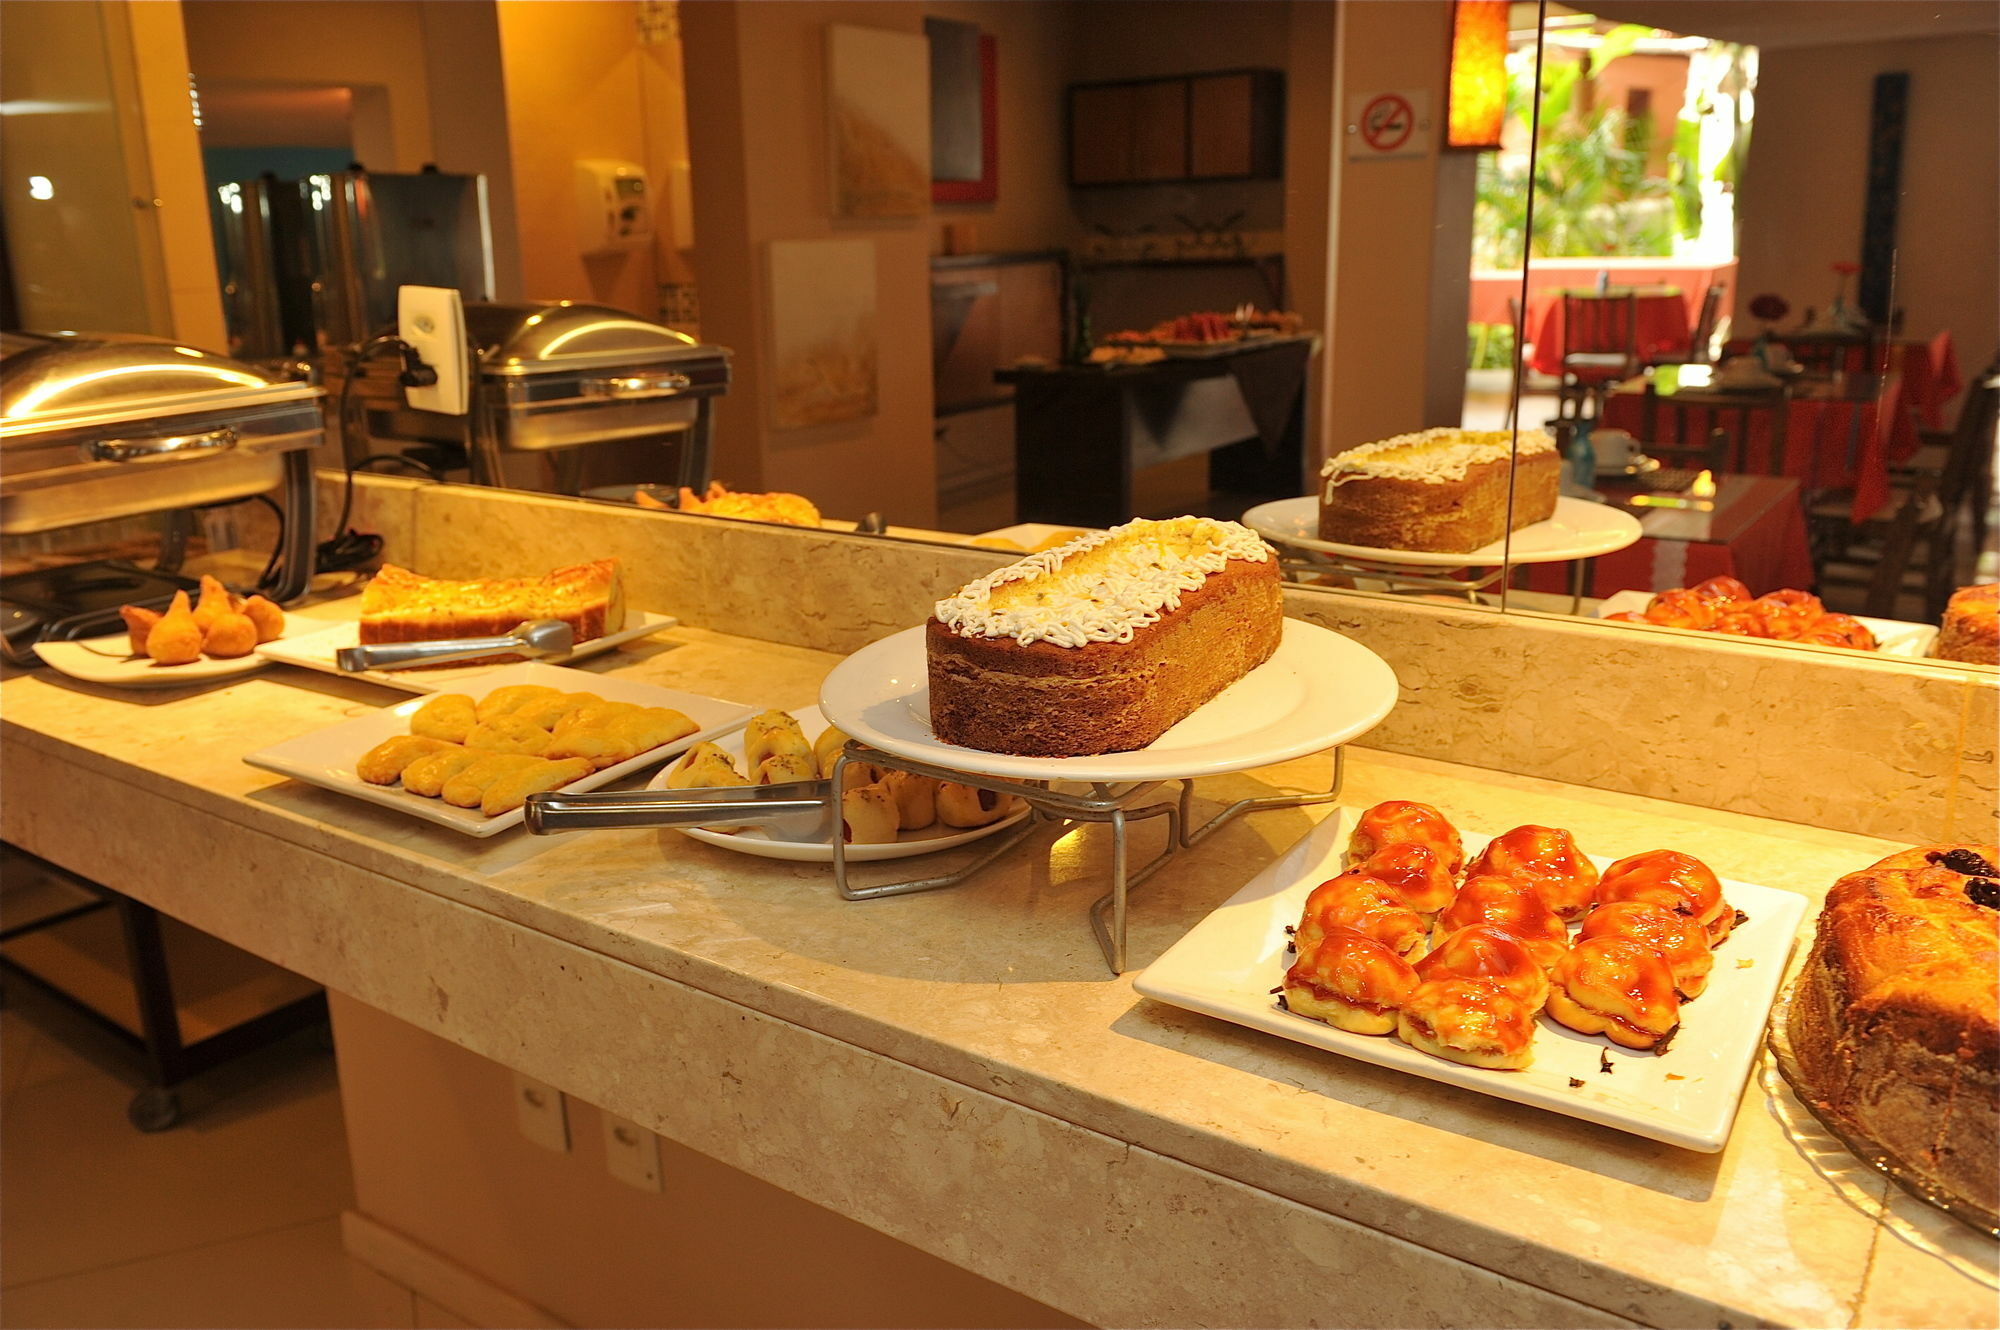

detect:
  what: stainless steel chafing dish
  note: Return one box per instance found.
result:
[0,332,324,661]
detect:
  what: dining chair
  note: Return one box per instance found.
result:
[1640,383,1789,475]
[1648,284,1724,367]
[1557,291,1639,421]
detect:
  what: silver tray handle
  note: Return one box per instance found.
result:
[86,426,239,464]
[582,371,692,400]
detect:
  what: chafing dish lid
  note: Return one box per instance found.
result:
[1,331,318,440]
[468,301,721,376]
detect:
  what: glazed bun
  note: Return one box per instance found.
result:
[1578,900,1713,999]
[1282,926,1420,1035]
[1348,800,1464,874]
[1416,924,1551,1014]
[1432,873,1568,967]
[1395,977,1537,1070]
[1595,849,1733,944]
[1546,936,1681,1051]
[1353,841,1457,915]
[1297,873,1429,960]
[1467,825,1600,921]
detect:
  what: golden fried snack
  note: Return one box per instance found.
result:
[937,782,1016,828]
[464,715,554,756]
[357,735,458,785]
[241,595,285,644]
[744,710,811,769]
[192,574,234,633]
[879,770,938,830]
[440,754,544,808]
[119,605,161,656]
[755,751,819,785]
[509,691,601,732]
[665,743,749,790]
[1283,926,1419,1034]
[812,725,852,778]
[410,693,478,743]
[202,612,258,659]
[145,591,203,665]
[481,757,592,817]
[841,784,901,844]
[475,684,561,722]
[401,747,485,798]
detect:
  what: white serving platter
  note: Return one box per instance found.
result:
[1595,590,1940,659]
[242,662,752,838]
[668,706,1031,863]
[256,610,679,693]
[1242,495,1642,567]
[818,618,1398,785]
[1133,806,1808,1152]
[32,611,348,690]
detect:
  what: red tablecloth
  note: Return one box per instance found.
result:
[1723,331,1962,429]
[1523,475,1815,598]
[1602,376,1917,524]
[1525,293,1692,377]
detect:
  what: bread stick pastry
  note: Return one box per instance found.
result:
[1297,874,1428,961]
[1467,826,1600,922]
[1396,977,1537,1070]
[1348,800,1464,874]
[401,747,486,799]
[464,715,554,756]
[1578,901,1713,1000]
[1416,925,1552,1014]
[1319,428,1559,553]
[481,757,592,817]
[1283,926,1420,1034]
[356,735,458,785]
[927,517,1280,756]
[841,784,902,844]
[1546,936,1681,1051]
[509,692,601,732]
[441,754,544,808]
[1594,849,1734,945]
[937,782,1016,829]
[411,693,478,744]
[1353,842,1457,915]
[476,684,561,723]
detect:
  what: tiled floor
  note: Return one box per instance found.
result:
[0,997,412,1329]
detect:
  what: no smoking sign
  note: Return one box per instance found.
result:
[1346,89,1432,160]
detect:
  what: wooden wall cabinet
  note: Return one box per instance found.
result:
[1068,69,1283,186]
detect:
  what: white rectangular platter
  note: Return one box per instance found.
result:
[255,610,679,693]
[1133,805,1808,1151]
[1596,591,1938,659]
[242,662,751,838]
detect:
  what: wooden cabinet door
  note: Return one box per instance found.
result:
[1128,79,1190,180]
[1189,74,1255,177]
[1070,84,1135,185]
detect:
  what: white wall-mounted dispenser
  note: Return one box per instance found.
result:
[574,159,654,257]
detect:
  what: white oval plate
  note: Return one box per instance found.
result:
[664,706,1031,863]
[818,618,1398,784]
[32,611,343,689]
[1242,495,1642,567]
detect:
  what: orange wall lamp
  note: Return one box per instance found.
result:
[1448,0,1509,150]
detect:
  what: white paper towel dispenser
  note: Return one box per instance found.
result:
[574,159,654,257]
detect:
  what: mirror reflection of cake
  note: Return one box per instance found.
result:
[1319,429,1558,553]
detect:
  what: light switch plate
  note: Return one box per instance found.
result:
[511,1072,569,1154]
[396,284,469,416]
[600,1111,662,1192]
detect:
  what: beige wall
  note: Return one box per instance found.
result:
[1738,33,2000,364]
[682,1,939,526]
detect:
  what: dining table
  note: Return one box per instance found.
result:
[1601,370,1918,524]
[1521,472,1815,599]
[1724,329,1963,429]
[1523,286,1693,377]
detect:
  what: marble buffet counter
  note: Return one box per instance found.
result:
[2,582,1993,1328]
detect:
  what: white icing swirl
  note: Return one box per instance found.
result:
[936,517,1273,647]
[1321,428,1555,486]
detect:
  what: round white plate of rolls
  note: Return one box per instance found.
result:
[818,617,1399,785]
[1242,495,1642,567]
[663,706,1031,862]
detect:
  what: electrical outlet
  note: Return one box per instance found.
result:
[397,284,469,416]
[512,1073,570,1154]
[600,1112,662,1192]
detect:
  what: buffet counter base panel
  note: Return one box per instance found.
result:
[1136,805,1807,1150]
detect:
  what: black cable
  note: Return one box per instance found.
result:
[318,335,441,574]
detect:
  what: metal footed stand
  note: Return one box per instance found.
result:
[1274,547,1587,614]
[829,744,1347,974]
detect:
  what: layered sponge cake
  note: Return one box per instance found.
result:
[1320,428,1559,553]
[927,517,1281,756]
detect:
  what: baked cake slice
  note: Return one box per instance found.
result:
[1320,428,1559,553]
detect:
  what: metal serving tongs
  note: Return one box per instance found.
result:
[523,778,833,838]
[334,619,575,672]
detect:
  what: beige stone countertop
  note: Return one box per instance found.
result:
[2,621,1993,1329]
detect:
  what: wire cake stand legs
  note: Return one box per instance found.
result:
[829,745,1347,974]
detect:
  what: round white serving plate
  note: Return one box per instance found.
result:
[1241,494,1642,567]
[663,705,1031,863]
[818,618,1398,784]
[35,632,275,689]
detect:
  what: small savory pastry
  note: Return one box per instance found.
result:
[665,743,751,790]
[1282,926,1419,1034]
[145,591,204,665]
[1546,936,1682,1051]
[1354,842,1457,915]
[937,782,1016,829]
[475,684,561,723]
[744,710,812,769]
[440,753,544,808]
[410,693,478,744]
[464,715,554,756]
[1348,800,1464,874]
[508,691,601,732]
[813,725,852,778]
[119,605,161,656]
[481,757,592,817]
[1297,874,1429,961]
[754,751,819,785]
[879,770,939,830]
[1415,925,1551,1014]
[1594,849,1733,944]
[1432,874,1568,966]
[191,574,234,633]
[356,735,458,786]
[1578,901,1713,1000]
[1467,826,1600,921]
[553,700,638,735]
[1396,977,1537,1070]
[240,594,285,644]
[546,708,697,768]
[201,611,258,658]
[841,784,902,844]
[1752,588,1826,639]
[401,747,485,799]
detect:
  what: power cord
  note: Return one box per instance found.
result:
[317,335,443,574]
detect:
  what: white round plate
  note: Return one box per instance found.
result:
[1241,495,1641,567]
[34,632,272,689]
[818,619,1398,784]
[1596,454,1661,479]
[660,706,1030,862]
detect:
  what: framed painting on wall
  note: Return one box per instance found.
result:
[827,24,931,220]
[768,237,878,429]
[925,17,998,204]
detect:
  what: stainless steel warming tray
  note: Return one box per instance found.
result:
[1,331,324,537]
